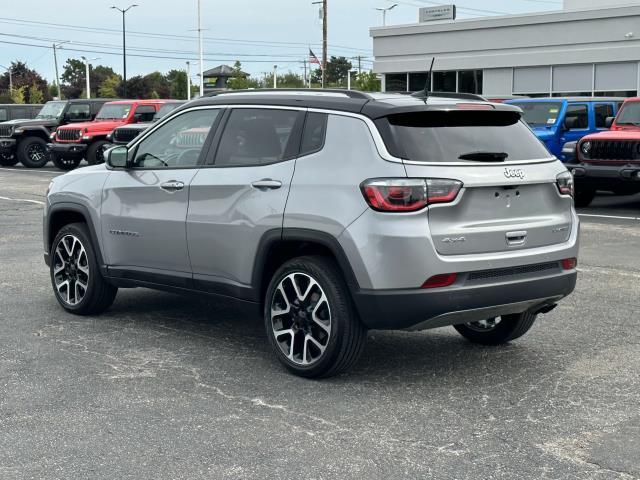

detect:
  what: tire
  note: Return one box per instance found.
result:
[50,222,117,315]
[86,140,109,165]
[0,152,18,167]
[17,136,49,168]
[453,312,538,345]
[574,186,595,208]
[51,153,82,171]
[264,255,367,378]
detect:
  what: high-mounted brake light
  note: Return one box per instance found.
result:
[456,103,494,110]
[360,178,462,212]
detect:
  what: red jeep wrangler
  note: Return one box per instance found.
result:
[571,97,640,207]
[48,99,167,170]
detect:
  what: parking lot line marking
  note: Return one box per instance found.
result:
[0,167,60,174]
[578,213,639,221]
[0,195,45,205]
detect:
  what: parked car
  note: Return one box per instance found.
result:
[505,97,623,161]
[0,104,42,122]
[106,100,186,147]
[49,99,166,170]
[569,97,640,207]
[43,90,579,378]
[0,99,110,168]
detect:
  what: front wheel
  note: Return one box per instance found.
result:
[454,312,538,345]
[51,153,82,171]
[17,137,49,168]
[86,140,110,165]
[0,152,18,167]
[50,222,117,315]
[265,255,367,378]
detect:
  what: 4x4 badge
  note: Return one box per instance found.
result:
[504,168,525,179]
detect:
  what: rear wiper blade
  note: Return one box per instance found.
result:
[459,151,509,162]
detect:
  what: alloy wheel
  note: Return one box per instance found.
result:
[28,143,46,162]
[53,234,90,306]
[270,272,332,366]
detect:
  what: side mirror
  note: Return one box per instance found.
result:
[563,117,578,130]
[106,145,129,169]
[605,116,614,128]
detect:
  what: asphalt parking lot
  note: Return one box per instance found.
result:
[1,165,639,480]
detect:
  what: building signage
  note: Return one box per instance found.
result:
[419,5,456,22]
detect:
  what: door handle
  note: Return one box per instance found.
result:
[160,180,185,192]
[251,179,282,190]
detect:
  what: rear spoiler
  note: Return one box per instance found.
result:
[362,102,523,120]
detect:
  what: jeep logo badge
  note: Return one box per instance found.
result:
[504,168,525,180]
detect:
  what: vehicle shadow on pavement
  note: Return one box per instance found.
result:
[99,288,551,384]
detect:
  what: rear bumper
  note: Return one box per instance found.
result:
[568,162,640,192]
[353,269,577,330]
[47,142,87,158]
[0,137,16,153]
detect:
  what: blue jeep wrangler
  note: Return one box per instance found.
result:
[506,97,623,162]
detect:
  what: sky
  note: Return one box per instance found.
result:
[0,0,562,84]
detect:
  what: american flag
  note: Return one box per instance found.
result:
[309,49,323,70]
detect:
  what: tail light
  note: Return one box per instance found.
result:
[561,258,577,270]
[421,273,458,289]
[556,171,574,197]
[361,178,462,212]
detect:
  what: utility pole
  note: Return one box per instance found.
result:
[357,55,362,74]
[303,59,308,88]
[52,42,69,99]
[198,0,204,97]
[110,5,138,98]
[273,65,278,89]
[322,0,327,88]
[186,61,191,100]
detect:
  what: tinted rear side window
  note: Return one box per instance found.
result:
[594,104,614,128]
[0,108,7,121]
[215,109,300,166]
[381,111,551,163]
[509,102,562,127]
[300,112,327,156]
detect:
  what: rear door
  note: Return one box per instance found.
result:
[383,109,574,256]
[187,107,303,295]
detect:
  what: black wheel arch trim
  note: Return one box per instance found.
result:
[251,227,361,301]
[46,202,107,275]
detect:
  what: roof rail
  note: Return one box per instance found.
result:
[410,91,487,101]
[206,88,373,99]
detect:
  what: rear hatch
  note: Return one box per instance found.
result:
[378,108,573,256]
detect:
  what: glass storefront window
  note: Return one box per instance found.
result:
[386,73,408,92]
[458,70,483,94]
[409,73,430,92]
[433,71,456,92]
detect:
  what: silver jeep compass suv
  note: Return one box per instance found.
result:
[43,90,579,378]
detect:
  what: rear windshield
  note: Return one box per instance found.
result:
[615,102,640,126]
[381,111,551,163]
[509,102,562,127]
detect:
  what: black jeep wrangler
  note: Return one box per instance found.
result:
[0,99,111,168]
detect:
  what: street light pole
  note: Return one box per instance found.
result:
[375,3,398,27]
[197,0,204,97]
[322,0,327,88]
[273,65,278,89]
[81,57,99,99]
[111,4,138,98]
[186,61,191,100]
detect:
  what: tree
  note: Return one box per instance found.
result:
[98,74,121,98]
[10,86,25,104]
[310,56,353,87]
[166,69,187,99]
[227,61,257,90]
[49,84,60,99]
[27,83,44,103]
[277,72,304,88]
[61,59,118,98]
[355,71,381,92]
[0,61,49,101]
[119,72,170,99]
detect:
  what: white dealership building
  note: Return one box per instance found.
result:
[370,0,640,98]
